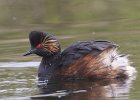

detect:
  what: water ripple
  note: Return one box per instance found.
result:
[0,62,40,68]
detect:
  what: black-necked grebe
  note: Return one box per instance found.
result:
[24,31,136,81]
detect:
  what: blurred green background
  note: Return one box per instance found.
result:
[0,0,140,62]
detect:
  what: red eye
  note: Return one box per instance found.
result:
[37,44,41,48]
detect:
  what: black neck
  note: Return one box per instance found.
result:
[38,53,61,81]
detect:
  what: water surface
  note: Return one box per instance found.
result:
[0,61,138,100]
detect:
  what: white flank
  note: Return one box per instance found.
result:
[102,48,137,77]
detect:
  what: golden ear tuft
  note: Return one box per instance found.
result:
[40,35,61,54]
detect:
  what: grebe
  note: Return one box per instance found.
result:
[24,31,136,81]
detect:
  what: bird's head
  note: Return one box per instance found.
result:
[23,31,61,57]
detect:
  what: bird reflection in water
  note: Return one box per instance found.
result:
[31,75,136,100]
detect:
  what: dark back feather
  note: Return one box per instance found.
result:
[59,40,117,68]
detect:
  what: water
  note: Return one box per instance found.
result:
[0,63,38,100]
[0,62,137,100]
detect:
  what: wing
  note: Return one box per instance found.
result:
[59,40,118,67]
